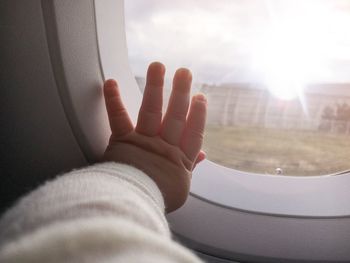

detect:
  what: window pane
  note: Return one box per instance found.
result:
[125,0,350,176]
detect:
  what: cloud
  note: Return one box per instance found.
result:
[124,0,350,84]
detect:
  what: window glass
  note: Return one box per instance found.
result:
[125,0,350,176]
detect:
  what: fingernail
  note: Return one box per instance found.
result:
[105,79,117,87]
[104,79,117,96]
[149,62,166,75]
[176,68,192,81]
[194,93,207,103]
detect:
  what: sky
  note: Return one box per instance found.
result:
[124,0,350,86]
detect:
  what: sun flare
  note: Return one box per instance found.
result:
[252,3,334,100]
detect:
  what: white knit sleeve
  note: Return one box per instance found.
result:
[0,162,202,263]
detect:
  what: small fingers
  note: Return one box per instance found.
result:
[104,79,133,138]
[136,62,165,136]
[161,68,192,145]
[181,94,207,162]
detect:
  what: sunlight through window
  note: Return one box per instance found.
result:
[125,0,350,176]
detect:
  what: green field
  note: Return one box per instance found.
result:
[203,126,350,176]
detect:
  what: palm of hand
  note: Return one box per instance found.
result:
[103,62,207,213]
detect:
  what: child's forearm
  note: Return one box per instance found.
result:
[0,162,202,262]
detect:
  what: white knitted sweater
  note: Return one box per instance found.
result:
[0,163,202,263]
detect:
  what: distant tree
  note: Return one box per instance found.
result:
[335,103,350,121]
[320,103,350,133]
[321,106,334,120]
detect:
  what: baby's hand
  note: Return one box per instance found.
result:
[102,62,207,213]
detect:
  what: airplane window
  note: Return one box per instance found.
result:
[124,0,350,176]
